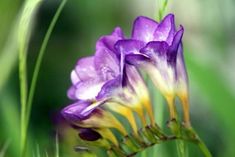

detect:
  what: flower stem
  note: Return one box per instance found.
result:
[182,127,212,157]
[176,140,188,157]
[19,0,67,156]
[26,0,67,128]
[197,140,212,157]
[157,0,169,20]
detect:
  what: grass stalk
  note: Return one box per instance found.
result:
[55,133,59,157]
[19,0,67,156]
[0,140,11,157]
[19,1,43,156]
[197,140,212,157]
[25,0,68,130]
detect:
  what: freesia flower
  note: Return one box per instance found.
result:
[115,14,190,126]
[62,27,155,144]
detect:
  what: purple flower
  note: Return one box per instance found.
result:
[62,27,128,143]
[67,27,124,101]
[62,25,156,141]
[115,14,190,125]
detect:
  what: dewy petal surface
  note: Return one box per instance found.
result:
[132,16,158,42]
[94,27,124,81]
[75,56,98,81]
[94,47,120,81]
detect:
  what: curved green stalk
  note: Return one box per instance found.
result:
[198,140,212,157]
[19,1,43,156]
[157,0,169,21]
[26,0,67,127]
[19,0,67,156]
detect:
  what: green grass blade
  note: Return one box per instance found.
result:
[55,133,59,157]
[18,1,43,156]
[0,140,11,157]
[36,144,40,157]
[25,0,68,138]
[0,0,20,91]
[0,91,20,157]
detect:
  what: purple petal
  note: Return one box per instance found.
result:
[132,16,158,42]
[79,128,101,141]
[115,39,145,55]
[94,47,120,81]
[140,41,169,63]
[75,56,98,81]
[67,85,77,100]
[94,27,124,80]
[96,75,121,100]
[167,26,184,65]
[125,64,144,87]
[75,79,105,100]
[96,27,124,53]
[176,44,188,86]
[61,101,91,121]
[125,54,150,66]
[153,14,176,44]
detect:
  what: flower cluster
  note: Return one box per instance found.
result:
[61,14,190,148]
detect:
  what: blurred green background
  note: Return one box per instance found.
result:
[0,0,235,156]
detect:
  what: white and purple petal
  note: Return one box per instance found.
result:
[96,75,122,100]
[61,101,92,121]
[74,79,105,100]
[94,47,120,81]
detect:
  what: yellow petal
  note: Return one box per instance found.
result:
[105,102,138,135]
[95,128,118,146]
[79,108,127,135]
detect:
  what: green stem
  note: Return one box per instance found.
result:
[24,0,67,142]
[158,0,169,20]
[176,140,188,157]
[197,138,212,157]
[19,19,28,157]
[20,0,67,156]
[183,127,212,157]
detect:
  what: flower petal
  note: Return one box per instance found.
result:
[115,39,145,55]
[96,76,121,100]
[125,53,150,66]
[132,16,158,42]
[94,47,120,81]
[96,27,124,53]
[67,85,77,100]
[75,79,105,100]
[153,14,176,45]
[140,42,176,94]
[140,41,169,63]
[176,44,188,94]
[75,56,98,81]
[94,28,123,80]
[168,26,184,65]
[61,101,91,121]
[71,70,80,85]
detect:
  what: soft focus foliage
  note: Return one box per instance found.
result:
[0,0,235,157]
